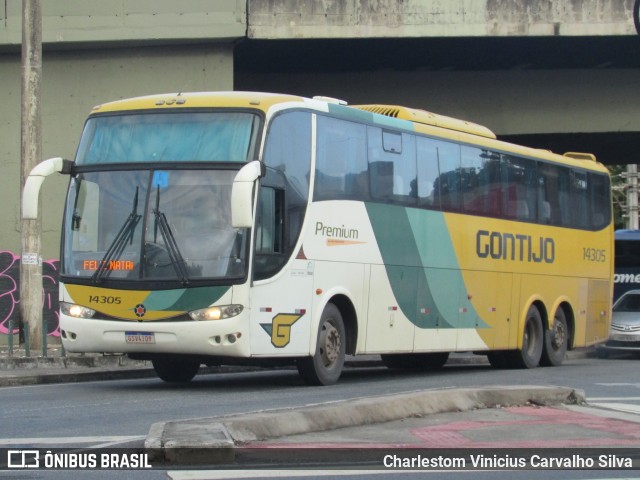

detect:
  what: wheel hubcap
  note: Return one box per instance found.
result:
[552,319,566,350]
[320,322,341,367]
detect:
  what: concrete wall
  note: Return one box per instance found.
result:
[237,67,640,136]
[248,0,637,39]
[0,44,235,259]
[0,0,246,46]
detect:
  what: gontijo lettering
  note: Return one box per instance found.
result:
[476,230,555,263]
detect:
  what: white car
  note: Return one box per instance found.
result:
[598,290,640,357]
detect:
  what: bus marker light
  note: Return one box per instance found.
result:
[316,289,323,295]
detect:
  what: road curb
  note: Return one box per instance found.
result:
[145,385,586,464]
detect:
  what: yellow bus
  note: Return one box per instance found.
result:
[23,92,613,385]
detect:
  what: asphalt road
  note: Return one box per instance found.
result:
[2,354,640,480]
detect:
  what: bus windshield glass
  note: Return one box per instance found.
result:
[62,169,247,284]
[75,112,260,165]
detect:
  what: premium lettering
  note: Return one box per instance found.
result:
[315,221,359,240]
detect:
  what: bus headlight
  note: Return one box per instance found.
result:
[60,302,96,319]
[189,305,244,321]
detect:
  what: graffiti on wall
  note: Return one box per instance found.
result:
[0,251,60,337]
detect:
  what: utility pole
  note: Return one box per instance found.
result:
[20,0,43,353]
[626,164,639,230]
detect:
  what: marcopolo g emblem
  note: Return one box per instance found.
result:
[260,313,304,348]
[134,304,146,318]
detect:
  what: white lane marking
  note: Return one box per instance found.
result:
[167,470,422,480]
[0,435,144,446]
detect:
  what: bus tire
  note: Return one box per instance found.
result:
[152,358,200,383]
[540,307,568,367]
[509,304,543,369]
[297,303,346,386]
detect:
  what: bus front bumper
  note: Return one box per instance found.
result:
[59,313,251,358]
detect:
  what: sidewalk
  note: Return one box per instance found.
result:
[0,346,155,386]
[149,385,640,469]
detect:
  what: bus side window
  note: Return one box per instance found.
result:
[416,137,440,209]
[435,141,461,211]
[589,172,611,229]
[254,186,285,280]
[538,163,559,226]
[368,127,416,206]
[315,116,368,201]
[502,155,536,222]
[460,147,501,216]
[263,110,311,257]
[571,170,589,229]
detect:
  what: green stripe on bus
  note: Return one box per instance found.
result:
[365,203,486,329]
[146,286,230,312]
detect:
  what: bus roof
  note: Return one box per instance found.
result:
[89,91,607,174]
[353,104,497,139]
[90,91,307,114]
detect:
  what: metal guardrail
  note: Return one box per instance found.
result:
[6,316,64,358]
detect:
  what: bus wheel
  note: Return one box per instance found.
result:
[152,358,200,383]
[540,307,568,367]
[510,305,543,369]
[297,303,346,386]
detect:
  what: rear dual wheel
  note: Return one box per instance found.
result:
[488,304,568,369]
[540,307,568,366]
[514,305,545,368]
[488,305,543,369]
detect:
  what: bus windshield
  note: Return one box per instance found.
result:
[62,169,247,284]
[76,112,260,165]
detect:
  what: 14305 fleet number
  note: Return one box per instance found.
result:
[88,295,122,304]
[583,247,606,262]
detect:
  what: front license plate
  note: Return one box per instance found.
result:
[125,332,155,344]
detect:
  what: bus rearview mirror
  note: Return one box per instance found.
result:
[22,157,73,220]
[231,161,264,228]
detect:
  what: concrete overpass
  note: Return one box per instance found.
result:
[0,0,638,259]
[238,1,640,166]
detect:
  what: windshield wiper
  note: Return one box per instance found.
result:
[152,186,190,286]
[71,175,83,231]
[92,188,142,283]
